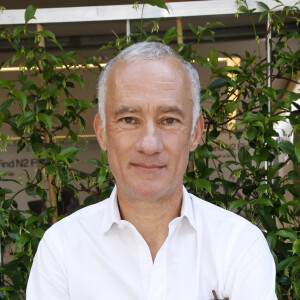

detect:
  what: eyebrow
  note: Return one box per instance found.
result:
[114,105,185,118]
[114,105,142,117]
[157,105,185,118]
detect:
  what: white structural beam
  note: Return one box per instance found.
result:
[0,0,298,25]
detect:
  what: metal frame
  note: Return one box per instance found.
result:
[0,0,298,25]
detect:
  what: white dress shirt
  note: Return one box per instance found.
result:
[27,186,277,300]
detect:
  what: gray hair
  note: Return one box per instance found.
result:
[97,42,201,131]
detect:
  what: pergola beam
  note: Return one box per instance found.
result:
[0,0,298,25]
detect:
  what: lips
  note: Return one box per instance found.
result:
[130,162,165,171]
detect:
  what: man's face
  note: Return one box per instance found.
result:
[94,57,203,202]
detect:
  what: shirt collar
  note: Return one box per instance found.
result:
[180,186,196,230]
[101,185,196,234]
[101,186,121,234]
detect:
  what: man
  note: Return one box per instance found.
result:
[27,42,277,300]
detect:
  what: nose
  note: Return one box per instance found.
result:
[135,122,163,155]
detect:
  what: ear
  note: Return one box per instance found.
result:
[189,114,204,152]
[93,113,107,151]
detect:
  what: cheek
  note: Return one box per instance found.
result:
[106,133,135,160]
[163,133,191,159]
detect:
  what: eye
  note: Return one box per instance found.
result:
[162,118,177,125]
[121,117,136,124]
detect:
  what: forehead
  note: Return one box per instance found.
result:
[106,57,192,109]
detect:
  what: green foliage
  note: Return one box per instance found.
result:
[0,2,300,299]
[0,6,114,298]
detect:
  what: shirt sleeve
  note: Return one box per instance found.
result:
[26,225,70,300]
[224,224,278,300]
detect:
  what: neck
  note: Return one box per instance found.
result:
[117,186,183,261]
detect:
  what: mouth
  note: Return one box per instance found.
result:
[130,162,165,171]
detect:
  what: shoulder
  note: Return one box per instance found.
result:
[189,192,264,243]
[43,197,111,242]
[188,192,274,275]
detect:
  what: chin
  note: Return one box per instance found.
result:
[126,182,175,202]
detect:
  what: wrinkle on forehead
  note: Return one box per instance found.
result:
[120,80,178,93]
[108,57,188,87]
[106,58,193,111]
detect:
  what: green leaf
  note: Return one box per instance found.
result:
[145,0,169,12]
[146,35,162,42]
[257,2,270,11]
[238,146,251,163]
[59,146,81,157]
[64,97,77,107]
[25,216,41,227]
[25,5,36,24]
[208,79,227,90]
[288,170,299,180]
[206,21,224,28]
[162,26,177,44]
[0,133,8,150]
[15,90,27,112]
[258,10,269,23]
[209,49,218,69]
[193,179,212,196]
[243,113,264,123]
[259,208,277,232]
[98,167,107,188]
[45,164,56,175]
[274,57,290,68]
[2,199,13,209]
[69,130,79,144]
[0,188,13,196]
[0,171,9,177]
[279,140,295,156]
[252,198,273,207]
[221,160,239,168]
[0,80,13,89]
[78,100,95,110]
[15,233,30,250]
[239,5,249,14]
[17,111,35,127]
[251,120,264,129]
[39,30,56,42]
[276,228,298,242]
[38,113,53,130]
[295,140,300,162]
[12,26,25,37]
[69,74,84,91]
[258,184,268,198]
[292,239,300,255]
[35,100,47,113]
[229,199,248,211]
[278,203,288,218]
[267,162,281,184]
[196,145,214,158]
[45,52,59,64]
[31,228,45,238]
[266,232,276,250]
[269,115,285,122]
[188,23,197,35]
[246,127,258,141]
[12,51,22,64]
[266,137,279,150]
[0,111,2,128]
[214,66,243,74]
[260,87,276,100]
[101,150,107,165]
[224,100,239,114]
